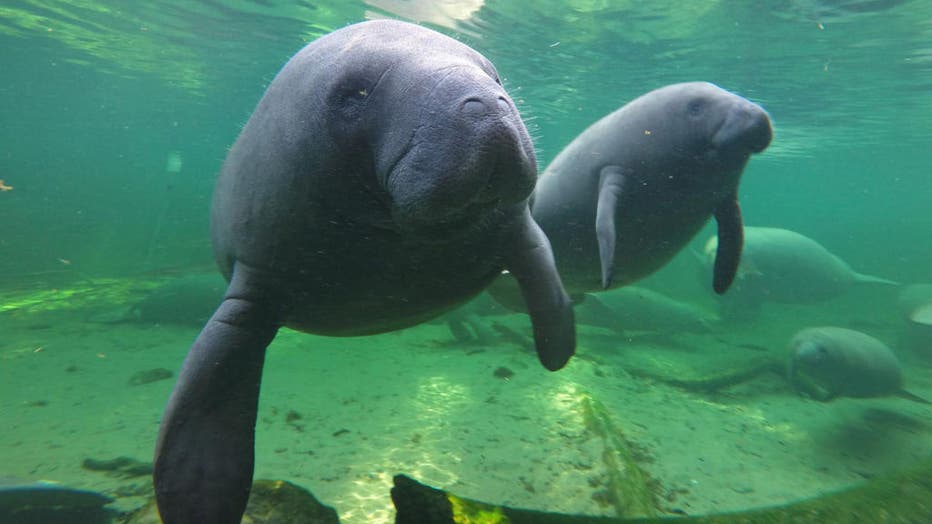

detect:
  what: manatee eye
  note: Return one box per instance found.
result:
[687,99,705,117]
[494,76,502,86]
[340,83,371,101]
[811,346,828,364]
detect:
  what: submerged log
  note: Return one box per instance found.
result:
[391,456,932,524]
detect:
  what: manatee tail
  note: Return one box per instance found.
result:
[896,390,932,405]
[853,272,899,286]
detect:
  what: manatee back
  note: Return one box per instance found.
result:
[738,228,857,302]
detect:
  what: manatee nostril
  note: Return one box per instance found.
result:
[461,98,489,116]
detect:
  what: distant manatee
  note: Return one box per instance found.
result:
[787,326,928,403]
[702,227,898,316]
[579,286,716,334]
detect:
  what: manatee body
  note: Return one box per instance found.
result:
[531,82,772,297]
[703,227,899,309]
[154,20,575,524]
[579,286,716,334]
[788,326,904,401]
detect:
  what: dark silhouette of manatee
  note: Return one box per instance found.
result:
[153,20,574,524]
[531,82,772,297]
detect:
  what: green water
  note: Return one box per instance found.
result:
[1,1,930,522]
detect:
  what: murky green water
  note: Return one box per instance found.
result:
[1,1,930,522]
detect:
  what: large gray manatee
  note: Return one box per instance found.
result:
[531,82,772,297]
[153,20,575,524]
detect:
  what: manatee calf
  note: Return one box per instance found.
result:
[154,20,575,524]
[531,82,772,297]
[787,326,928,403]
[702,227,899,313]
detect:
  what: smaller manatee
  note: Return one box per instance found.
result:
[787,326,928,403]
[579,286,716,334]
[702,227,899,320]
[532,82,773,297]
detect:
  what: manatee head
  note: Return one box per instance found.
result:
[627,81,772,190]
[322,21,537,236]
[787,332,842,400]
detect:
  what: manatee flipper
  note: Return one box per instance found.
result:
[712,195,743,294]
[595,166,626,289]
[504,208,576,371]
[154,265,282,524]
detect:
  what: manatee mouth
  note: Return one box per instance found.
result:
[386,119,533,235]
[378,63,536,236]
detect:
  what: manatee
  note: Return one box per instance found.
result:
[153,20,575,524]
[787,326,928,403]
[702,227,899,311]
[530,82,772,298]
[578,286,716,334]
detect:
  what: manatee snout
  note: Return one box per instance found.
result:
[713,99,772,154]
[388,69,536,231]
[793,339,828,366]
[787,336,837,400]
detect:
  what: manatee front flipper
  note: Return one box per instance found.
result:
[154,265,282,524]
[505,208,575,371]
[595,166,626,289]
[712,195,744,294]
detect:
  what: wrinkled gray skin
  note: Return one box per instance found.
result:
[153,20,574,524]
[531,82,772,298]
[787,326,902,401]
[704,227,899,308]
